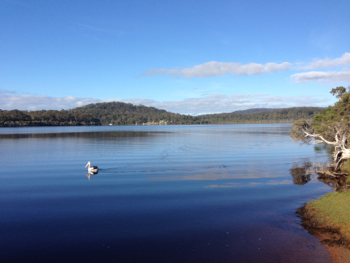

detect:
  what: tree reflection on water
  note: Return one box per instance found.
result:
[290,161,349,192]
[290,162,312,185]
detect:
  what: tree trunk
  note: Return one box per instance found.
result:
[334,148,350,171]
[302,128,350,171]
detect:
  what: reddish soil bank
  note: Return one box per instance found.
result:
[297,205,350,262]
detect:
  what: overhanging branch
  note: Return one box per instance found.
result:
[302,129,337,145]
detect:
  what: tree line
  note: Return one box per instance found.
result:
[0,101,324,127]
[194,107,322,124]
[72,102,194,125]
[0,109,100,127]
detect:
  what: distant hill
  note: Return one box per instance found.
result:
[0,109,101,127]
[231,108,278,115]
[0,102,325,127]
[71,102,193,125]
[195,107,325,124]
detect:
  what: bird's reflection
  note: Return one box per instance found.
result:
[85,170,98,180]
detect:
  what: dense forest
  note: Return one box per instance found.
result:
[72,102,193,125]
[195,107,323,124]
[0,101,324,127]
[0,109,101,127]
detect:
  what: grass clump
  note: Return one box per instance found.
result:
[305,191,350,244]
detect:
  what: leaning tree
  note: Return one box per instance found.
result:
[290,86,350,171]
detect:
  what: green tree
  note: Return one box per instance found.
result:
[290,86,350,171]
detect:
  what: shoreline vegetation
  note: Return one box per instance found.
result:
[298,190,350,248]
[297,189,350,262]
[291,160,350,261]
[295,163,350,248]
[297,193,350,262]
[291,86,350,261]
[0,102,323,127]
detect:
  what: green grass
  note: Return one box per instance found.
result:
[306,191,350,242]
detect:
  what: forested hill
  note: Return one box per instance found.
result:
[71,102,193,125]
[195,107,324,124]
[230,108,277,115]
[0,101,324,127]
[0,109,101,127]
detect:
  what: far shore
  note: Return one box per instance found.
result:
[0,120,298,128]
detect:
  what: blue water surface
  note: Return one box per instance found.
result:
[0,124,334,262]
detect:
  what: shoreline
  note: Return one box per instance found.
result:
[297,191,350,262]
[0,120,297,127]
[297,205,348,247]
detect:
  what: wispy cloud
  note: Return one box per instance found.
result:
[0,89,17,94]
[299,52,350,70]
[291,70,350,83]
[0,91,329,115]
[0,92,103,111]
[142,61,291,78]
[123,94,329,115]
[141,52,350,84]
[122,94,269,114]
[290,53,350,83]
[68,21,124,42]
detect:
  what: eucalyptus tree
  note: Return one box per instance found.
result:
[290,86,350,171]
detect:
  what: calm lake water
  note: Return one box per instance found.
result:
[0,124,335,262]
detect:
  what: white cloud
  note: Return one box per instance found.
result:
[142,61,291,78]
[142,53,350,82]
[291,70,350,83]
[300,52,350,70]
[0,92,103,111]
[120,94,329,115]
[0,92,330,115]
[122,94,268,114]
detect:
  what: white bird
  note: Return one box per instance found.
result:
[85,161,98,174]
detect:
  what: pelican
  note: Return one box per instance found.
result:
[85,161,98,174]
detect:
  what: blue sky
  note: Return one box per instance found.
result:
[1,0,350,114]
